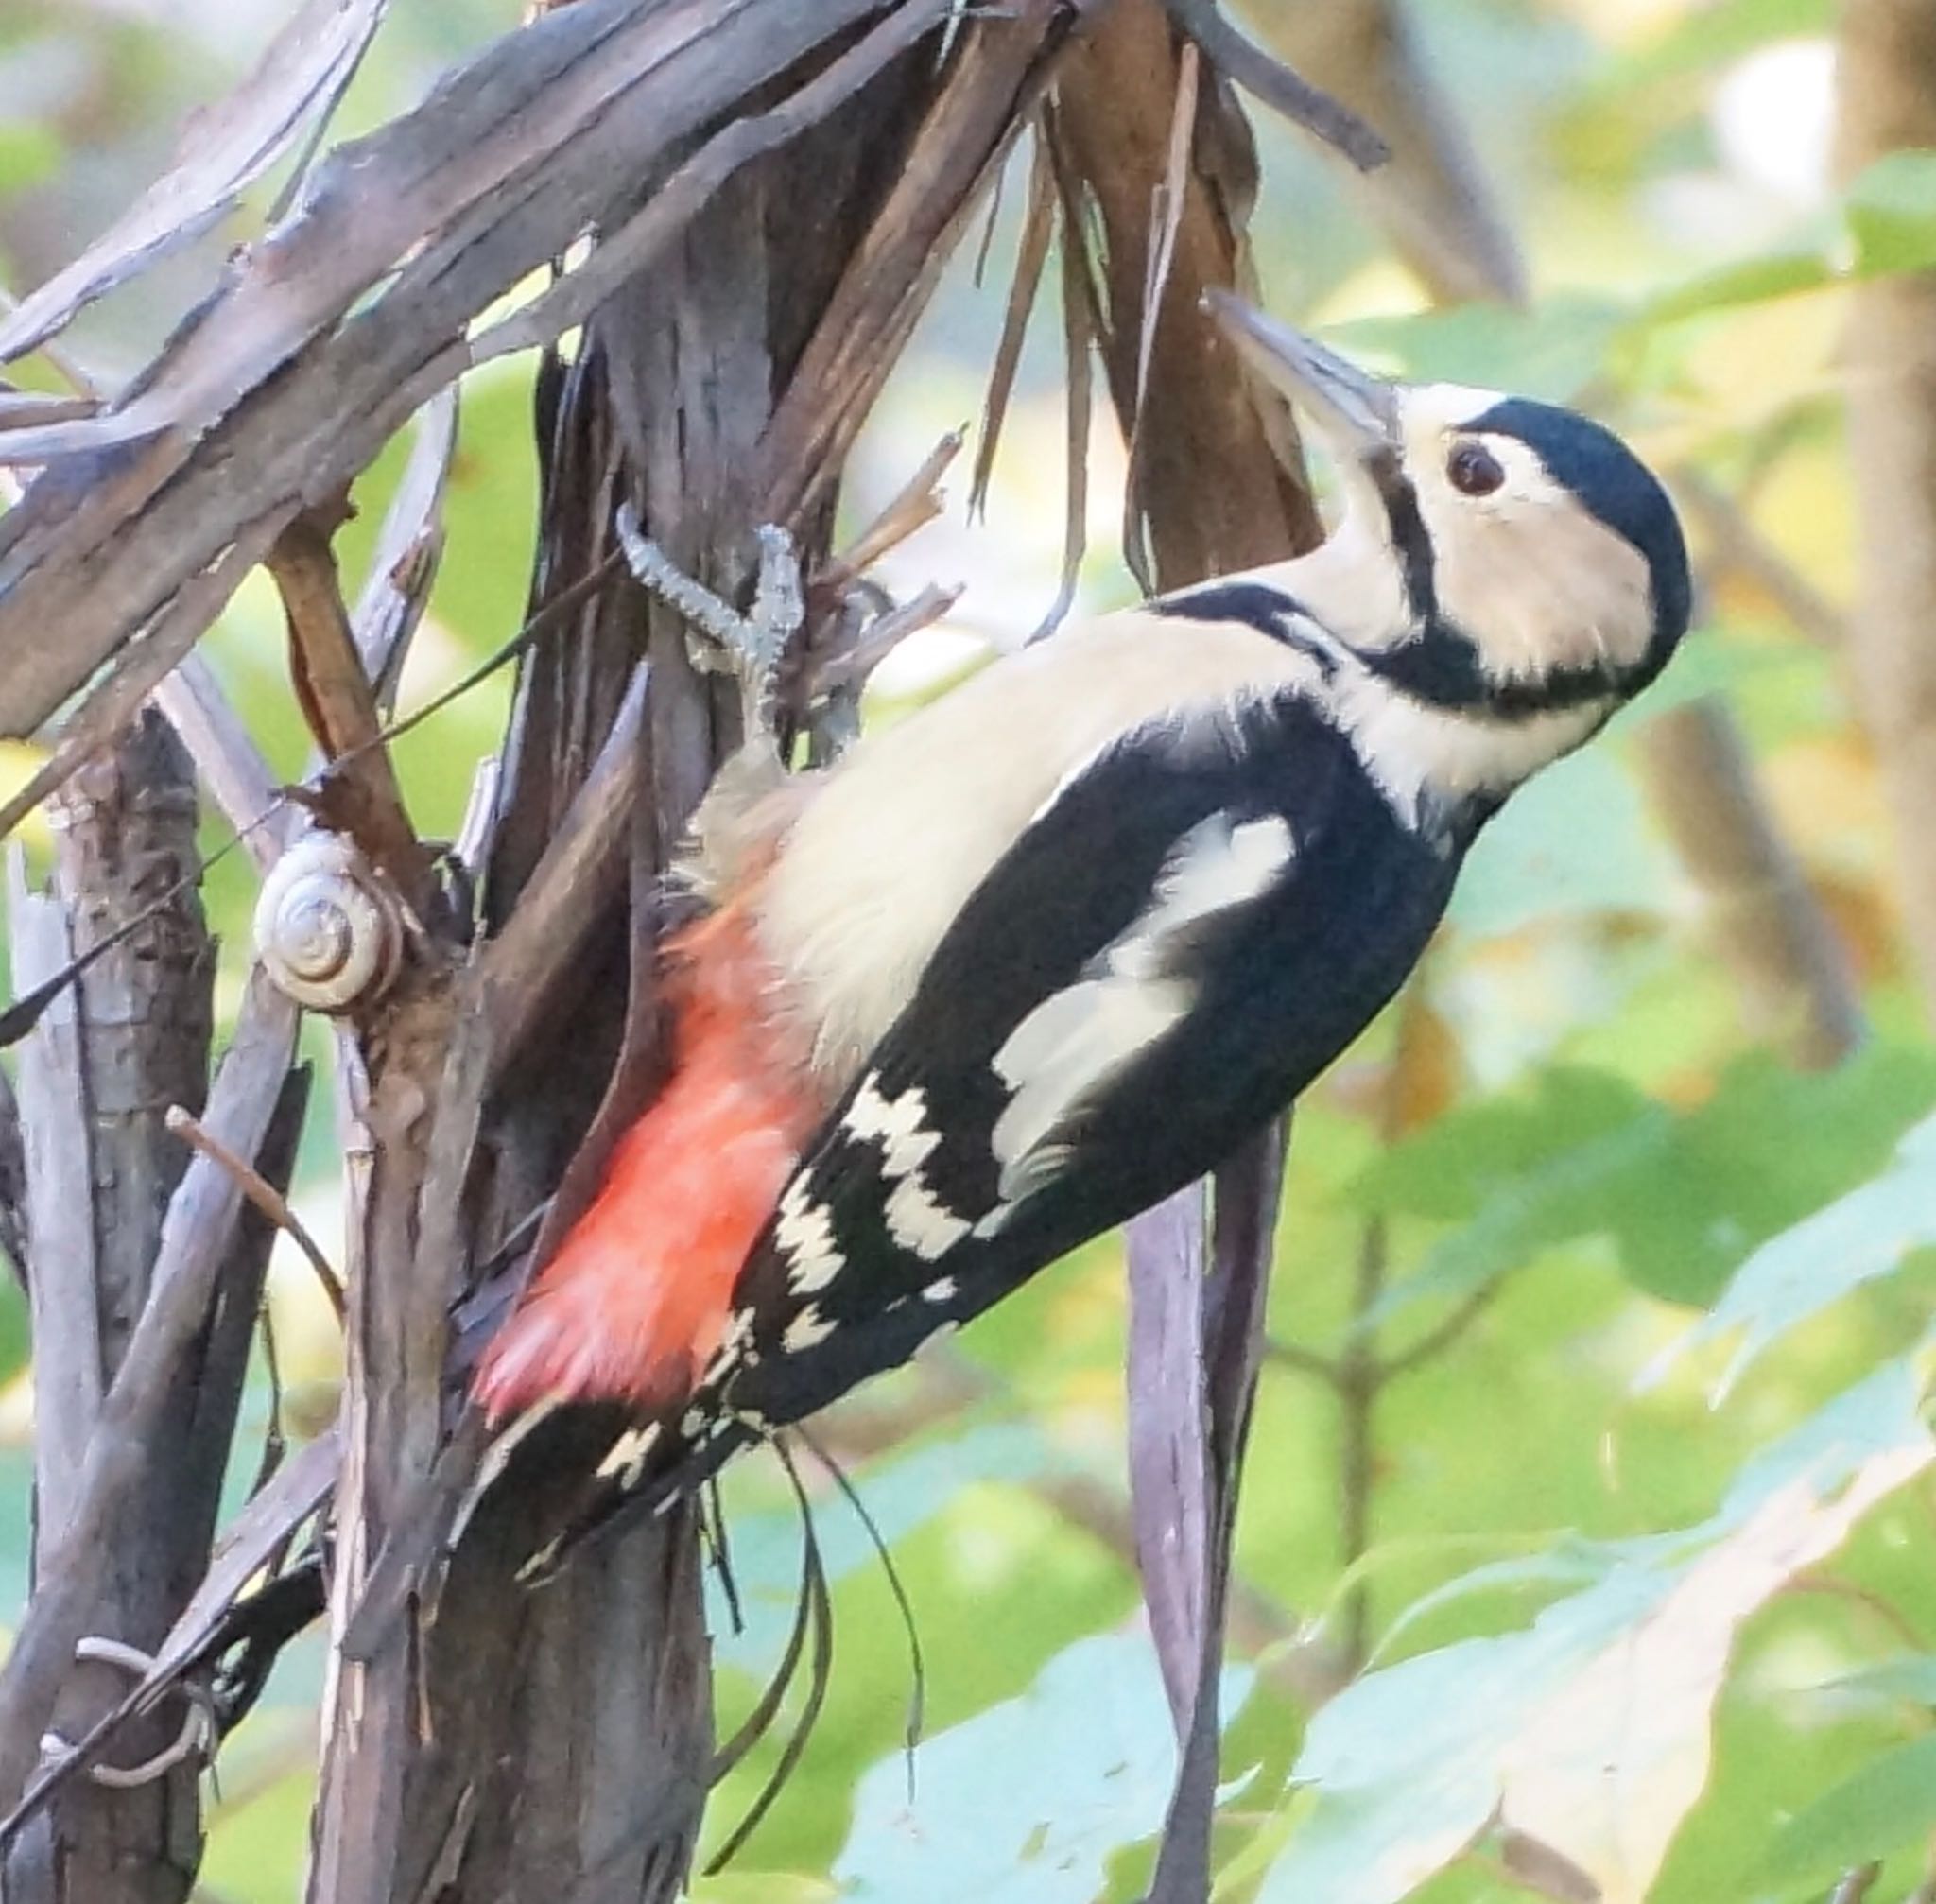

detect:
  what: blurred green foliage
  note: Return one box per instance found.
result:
[2,1,1934,1899]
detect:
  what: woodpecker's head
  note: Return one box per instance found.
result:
[1208,292,1690,736]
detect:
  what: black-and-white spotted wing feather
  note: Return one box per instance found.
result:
[504,687,1466,1568]
[711,686,1461,1434]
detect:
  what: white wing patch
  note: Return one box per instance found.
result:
[596,1423,663,1490]
[783,1303,838,1353]
[844,1075,942,1176]
[775,1175,844,1294]
[989,811,1293,1205]
[1136,811,1295,960]
[841,1073,975,1261]
[991,978,1191,1194]
[884,1171,973,1260]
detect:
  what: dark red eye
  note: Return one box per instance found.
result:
[1447,441,1505,497]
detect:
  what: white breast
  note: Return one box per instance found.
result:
[752,610,1321,1089]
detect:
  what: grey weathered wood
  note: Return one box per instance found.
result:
[7,857,101,1558]
[150,654,287,868]
[1057,15,1321,1897]
[0,973,298,1820]
[47,714,216,1382]
[0,0,970,745]
[1,711,248,1904]
[302,11,1088,1900]
[0,0,389,365]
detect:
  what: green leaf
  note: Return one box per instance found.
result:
[1450,744,1677,938]
[1262,1575,1662,1904]
[1714,1359,1932,1524]
[1368,1534,1656,1662]
[1638,150,1936,329]
[1640,246,1835,328]
[711,1424,1068,1681]
[1758,1731,1936,1896]
[1844,150,1936,277]
[1644,1111,1936,1399]
[831,1631,1250,1903]
[1804,1654,1936,1715]
[1333,295,1629,406]
[1354,1047,1936,1319]
[1266,1364,1932,1904]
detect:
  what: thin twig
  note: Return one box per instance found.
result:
[0,521,285,844]
[268,511,431,900]
[250,1291,287,1498]
[1262,1335,1340,1386]
[810,1346,1352,1710]
[1785,1568,1929,1653]
[1378,1277,1505,1381]
[1120,38,1197,593]
[837,427,967,580]
[1675,466,1844,649]
[808,583,964,699]
[1335,1218,1386,1671]
[0,978,299,1814]
[164,1105,344,1323]
[970,135,1056,518]
[0,554,629,1055]
[1159,0,1390,171]
[1030,182,1092,642]
[0,285,104,402]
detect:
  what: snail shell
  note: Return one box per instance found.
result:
[253,833,405,1013]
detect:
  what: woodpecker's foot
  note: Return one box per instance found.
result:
[614,505,802,741]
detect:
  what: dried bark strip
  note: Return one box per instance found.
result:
[0,0,977,743]
[1057,9,1322,1895]
[0,973,299,1821]
[270,513,434,903]
[311,12,1092,1898]
[0,0,389,365]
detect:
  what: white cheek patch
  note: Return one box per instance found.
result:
[1327,667,1605,816]
[988,812,1293,1203]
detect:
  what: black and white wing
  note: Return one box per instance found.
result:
[708,686,1458,1435]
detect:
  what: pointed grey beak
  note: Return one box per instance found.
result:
[1203,289,1399,459]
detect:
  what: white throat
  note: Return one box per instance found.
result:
[1240,550,1613,824]
[1319,658,1605,825]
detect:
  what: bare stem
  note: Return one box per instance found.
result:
[164,1105,345,1324]
[1335,1218,1387,1671]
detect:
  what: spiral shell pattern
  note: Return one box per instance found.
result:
[252,833,405,1013]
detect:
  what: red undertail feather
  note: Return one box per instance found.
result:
[473,907,819,1422]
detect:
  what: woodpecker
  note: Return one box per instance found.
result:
[465,293,1691,1573]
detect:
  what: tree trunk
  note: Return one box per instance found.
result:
[309,11,1076,1899]
[4,713,286,1904]
[1836,0,1936,1021]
